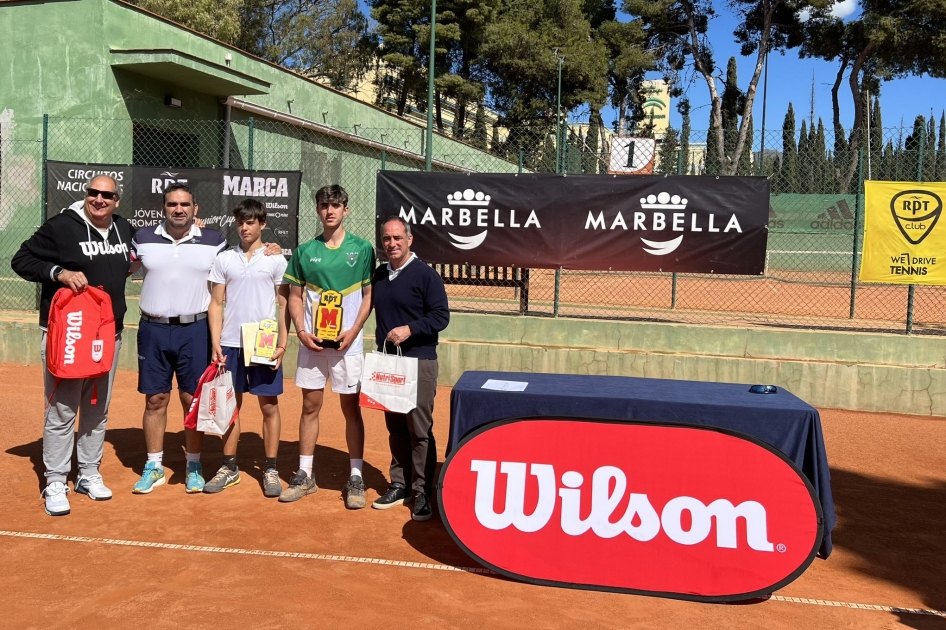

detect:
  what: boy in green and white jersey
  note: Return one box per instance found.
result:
[280,185,375,508]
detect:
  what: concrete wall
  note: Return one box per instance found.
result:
[4,310,945,417]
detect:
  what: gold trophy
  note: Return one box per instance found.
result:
[250,318,279,366]
[314,290,343,348]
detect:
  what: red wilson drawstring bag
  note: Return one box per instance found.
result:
[46,286,116,404]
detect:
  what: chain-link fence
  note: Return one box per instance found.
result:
[1,115,944,335]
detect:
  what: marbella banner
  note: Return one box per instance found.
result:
[438,417,824,602]
[860,181,946,284]
[375,172,769,274]
[45,161,302,254]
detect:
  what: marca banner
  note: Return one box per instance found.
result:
[45,161,302,254]
[376,172,769,274]
[439,418,823,602]
[860,181,946,284]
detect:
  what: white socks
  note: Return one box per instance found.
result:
[147,451,163,470]
[185,451,201,464]
[299,455,314,477]
[295,457,362,479]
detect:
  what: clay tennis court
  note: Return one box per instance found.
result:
[444,269,946,333]
[1,362,944,629]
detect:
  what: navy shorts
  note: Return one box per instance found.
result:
[221,346,284,397]
[137,319,211,395]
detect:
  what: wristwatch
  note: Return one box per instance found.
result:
[51,265,64,280]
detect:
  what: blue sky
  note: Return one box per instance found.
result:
[607,1,946,138]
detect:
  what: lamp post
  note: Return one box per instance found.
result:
[425,0,437,172]
[554,50,565,174]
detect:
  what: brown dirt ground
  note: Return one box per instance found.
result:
[1,363,944,630]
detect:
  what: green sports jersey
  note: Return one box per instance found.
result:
[284,232,375,356]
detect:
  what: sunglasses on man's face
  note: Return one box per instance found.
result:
[86,188,119,201]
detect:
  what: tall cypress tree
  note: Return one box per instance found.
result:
[721,57,741,171]
[678,99,691,177]
[938,111,946,181]
[778,103,798,193]
[925,115,937,183]
[584,108,602,174]
[471,101,488,150]
[869,97,883,180]
[813,119,829,193]
[737,116,754,176]
[881,140,896,181]
[903,115,926,181]
[798,119,810,193]
[705,111,721,175]
[657,127,680,174]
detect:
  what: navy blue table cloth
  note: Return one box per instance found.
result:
[448,371,835,558]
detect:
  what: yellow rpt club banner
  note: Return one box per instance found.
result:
[860,181,946,284]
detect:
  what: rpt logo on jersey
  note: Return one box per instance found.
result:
[438,418,823,602]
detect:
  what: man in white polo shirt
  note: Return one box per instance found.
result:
[205,199,290,497]
[131,183,226,494]
[130,184,281,495]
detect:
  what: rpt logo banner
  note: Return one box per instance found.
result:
[438,418,823,602]
[860,181,946,285]
[45,161,302,254]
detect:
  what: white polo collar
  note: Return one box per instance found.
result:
[155,222,202,243]
[387,253,417,280]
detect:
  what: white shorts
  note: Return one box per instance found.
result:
[294,348,364,394]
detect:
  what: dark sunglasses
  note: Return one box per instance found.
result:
[86,188,119,201]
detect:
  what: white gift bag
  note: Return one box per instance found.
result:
[197,364,239,435]
[359,347,418,414]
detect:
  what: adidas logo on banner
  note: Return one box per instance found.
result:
[640,192,688,211]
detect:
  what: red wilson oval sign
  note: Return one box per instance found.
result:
[438,418,823,602]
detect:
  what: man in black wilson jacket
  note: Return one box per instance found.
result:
[12,174,134,516]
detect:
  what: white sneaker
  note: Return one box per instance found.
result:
[43,482,71,516]
[76,474,113,501]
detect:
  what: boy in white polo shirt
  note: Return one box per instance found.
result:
[281,185,375,508]
[205,199,290,497]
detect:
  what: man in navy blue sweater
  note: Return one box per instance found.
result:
[370,216,449,521]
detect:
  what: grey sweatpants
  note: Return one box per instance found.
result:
[41,331,122,485]
[384,358,438,496]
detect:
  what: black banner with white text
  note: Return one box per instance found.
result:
[376,172,769,274]
[46,161,302,254]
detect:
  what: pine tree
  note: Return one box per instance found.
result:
[777,103,798,193]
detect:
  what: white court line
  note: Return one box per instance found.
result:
[2,530,944,618]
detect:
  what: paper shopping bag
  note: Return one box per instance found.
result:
[359,349,418,414]
[184,361,220,430]
[196,364,239,435]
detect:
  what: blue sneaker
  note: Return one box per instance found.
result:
[133,462,166,494]
[185,461,205,494]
